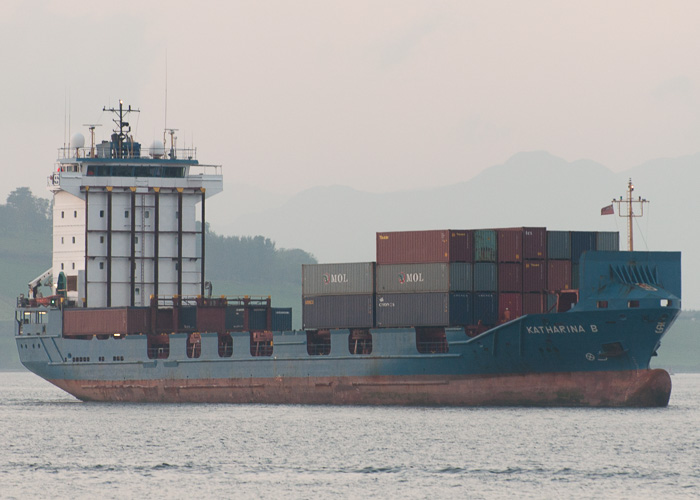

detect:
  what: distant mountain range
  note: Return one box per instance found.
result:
[206,151,700,309]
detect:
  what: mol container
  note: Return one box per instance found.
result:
[302,262,375,296]
[376,263,448,293]
[376,229,471,264]
[303,294,374,329]
[375,292,472,328]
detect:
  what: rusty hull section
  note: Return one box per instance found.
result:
[50,369,671,407]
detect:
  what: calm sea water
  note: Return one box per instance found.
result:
[1,372,699,499]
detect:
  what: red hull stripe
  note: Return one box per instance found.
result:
[49,369,672,407]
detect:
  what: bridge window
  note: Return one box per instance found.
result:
[661,299,670,307]
[628,300,640,308]
[597,301,608,309]
[100,210,104,218]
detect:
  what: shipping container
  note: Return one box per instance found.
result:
[179,306,197,330]
[376,263,449,293]
[522,293,545,315]
[376,229,471,264]
[498,293,523,322]
[596,231,620,251]
[572,263,580,290]
[63,307,150,336]
[473,262,497,291]
[375,292,471,328]
[497,229,522,263]
[547,260,572,291]
[546,293,558,313]
[449,262,473,292]
[571,231,596,264]
[498,263,522,292]
[196,306,225,333]
[249,307,269,331]
[303,294,374,329]
[225,306,245,330]
[302,262,375,296]
[473,292,498,325]
[474,230,497,262]
[271,308,293,331]
[523,227,547,259]
[547,231,571,260]
[522,260,546,292]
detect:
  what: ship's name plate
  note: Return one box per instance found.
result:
[526,324,598,334]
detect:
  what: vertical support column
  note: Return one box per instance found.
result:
[177,188,183,297]
[84,186,89,308]
[106,186,113,307]
[153,187,160,298]
[130,187,136,307]
[200,187,206,296]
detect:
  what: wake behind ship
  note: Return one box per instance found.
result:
[15,103,682,406]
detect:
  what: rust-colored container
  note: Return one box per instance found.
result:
[523,227,547,260]
[155,308,173,333]
[522,293,545,315]
[376,229,472,264]
[547,260,572,291]
[498,293,522,322]
[63,307,151,336]
[196,306,226,333]
[497,229,522,263]
[523,260,546,292]
[498,263,522,292]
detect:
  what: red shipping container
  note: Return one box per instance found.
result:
[197,305,226,333]
[63,307,151,336]
[376,229,472,264]
[523,260,546,292]
[497,229,522,263]
[498,293,522,322]
[547,260,572,291]
[523,293,545,314]
[498,263,522,292]
[522,227,547,260]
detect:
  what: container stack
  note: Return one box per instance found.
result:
[302,262,375,329]
[300,228,619,332]
[375,230,472,328]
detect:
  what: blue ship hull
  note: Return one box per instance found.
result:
[15,251,682,406]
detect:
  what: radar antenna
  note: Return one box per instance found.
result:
[611,178,649,251]
[103,100,140,158]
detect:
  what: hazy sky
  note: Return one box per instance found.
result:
[2,1,699,202]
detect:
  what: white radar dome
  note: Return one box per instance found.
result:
[150,140,166,158]
[71,132,85,149]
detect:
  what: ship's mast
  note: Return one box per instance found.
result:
[611,178,648,251]
[103,100,140,158]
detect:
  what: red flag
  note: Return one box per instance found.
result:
[601,204,614,215]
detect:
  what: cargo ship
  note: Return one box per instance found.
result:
[14,104,681,406]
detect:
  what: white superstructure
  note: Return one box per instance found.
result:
[48,102,223,307]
